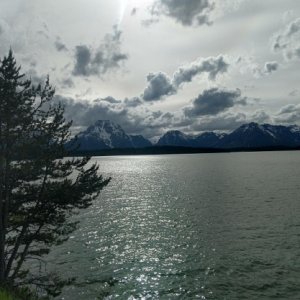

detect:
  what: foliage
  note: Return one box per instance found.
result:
[0,50,111,296]
[0,288,13,300]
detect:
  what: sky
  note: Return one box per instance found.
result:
[0,0,300,140]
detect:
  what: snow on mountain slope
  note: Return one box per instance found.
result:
[156,130,192,147]
[73,120,151,150]
[69,121,300,151]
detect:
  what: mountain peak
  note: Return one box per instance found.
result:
[70,121,300,151]
[93,119,122,129]
[239,122,260,131]
[157,130,191,147]
[73,120,151,150]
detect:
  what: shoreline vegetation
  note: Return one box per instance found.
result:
[0,287,40,300]
[0,51,110,298]
[67,145,300,157]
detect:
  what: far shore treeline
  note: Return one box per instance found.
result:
[67,145,300,157]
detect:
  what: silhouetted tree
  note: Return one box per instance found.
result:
[0,50,111,296]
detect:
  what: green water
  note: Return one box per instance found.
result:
[49,152,300,299]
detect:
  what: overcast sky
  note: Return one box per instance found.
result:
[1,0,300,139]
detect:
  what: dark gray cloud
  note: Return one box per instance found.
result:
[272,18,300,60]
[173,55,229,86]
[99,96,122,104]
[55,38,68,52]
[53,95,175,139]
[142,55,229,101]
[72,26,128,77]
[275,104,300,123]
[53,94,273,140]
[184,88,247,117]
[143,72,175,101]
[55,95,130,128]
[73,45,92,76]
[152,111,163,119]
[124,97,143,107]
[149,0,215,27]
[264,61,279,74]
[278,104,297,115]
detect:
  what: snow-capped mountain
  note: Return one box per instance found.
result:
[155,123,300,148]
[71,120,152,150]
[157,130,227,148]
[217,122,300,148]
[69,121,300,151]
[156,130,192,147]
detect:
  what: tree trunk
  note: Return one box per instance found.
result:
[0,158,6,283]
[0,122,5,283]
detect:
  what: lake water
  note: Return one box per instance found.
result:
[50,152,300,299]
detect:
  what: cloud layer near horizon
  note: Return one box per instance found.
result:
[1,0,300,138]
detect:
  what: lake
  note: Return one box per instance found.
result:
[49,152,300,299]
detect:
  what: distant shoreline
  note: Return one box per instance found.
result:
[67,145,300,157]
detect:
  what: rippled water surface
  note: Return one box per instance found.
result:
[50,152,300,299]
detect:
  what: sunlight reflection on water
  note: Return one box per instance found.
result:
[48,152,300,299]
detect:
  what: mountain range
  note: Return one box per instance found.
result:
[71,120,151,151]
[70,120,300,151]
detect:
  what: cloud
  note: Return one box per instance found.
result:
[54,95,176,139]
[187,109,271,132]
[72,26,128,77]
[173,55,229,86]
[98,96,122,104]
[131,8,137,16]
[275,104,300,123]
[278,104,297,115]
[54,37,68,52]
[264,61,279,74]
[190,112,247,131]
[289,89,298,97]
[55,95,131,128]
[148,0,215,27]
[143,72,175,101]
[251,110,271,124]
[73,45,93,76]
[142,55,229,101]
[124,97,143,107]
[53,94,274,139]
[61,77,74,88]
[272,18,300,60]
[184,88,247,117]
[236,56,280,77]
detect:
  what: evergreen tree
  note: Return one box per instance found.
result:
[0,50,111,296]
